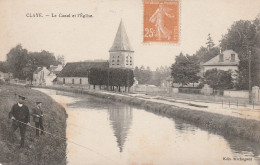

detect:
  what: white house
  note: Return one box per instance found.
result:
[48,64,63,75]
[33,67,51,85]
[202,50,239,74]
[57,61,109,86]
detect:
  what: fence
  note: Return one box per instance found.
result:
[168,87,260,108]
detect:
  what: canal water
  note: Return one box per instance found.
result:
[36,88,260,165]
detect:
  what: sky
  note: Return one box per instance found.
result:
[0,0,260,70]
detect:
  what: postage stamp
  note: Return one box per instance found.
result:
[143,0,180,43]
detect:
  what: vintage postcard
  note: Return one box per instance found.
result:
[0,0,260,165]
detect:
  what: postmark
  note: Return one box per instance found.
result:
[143,0,180,43]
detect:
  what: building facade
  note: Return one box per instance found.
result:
[33,67,51,85]
[57,61,109,85]
[202,50,239,74]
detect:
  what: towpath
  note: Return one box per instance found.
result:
[98,90,260,121]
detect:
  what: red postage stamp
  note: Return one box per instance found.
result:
[143,0,180,43]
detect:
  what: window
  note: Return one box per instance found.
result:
[113,56,115,58]
[219,54,224,62]
[80,79,82,84]
[231,54,235,62]
[63,78,65,84]
[117,60,119,62]
[112,60,114,62]
[72,79,74,84]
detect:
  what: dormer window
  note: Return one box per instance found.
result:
[231,54,235,62]
[219,54,224,62]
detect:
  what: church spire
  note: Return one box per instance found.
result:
[109,20,133,52]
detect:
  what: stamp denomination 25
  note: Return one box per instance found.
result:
[143,0,180,43]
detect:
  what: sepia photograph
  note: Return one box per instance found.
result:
[0,0,260,164]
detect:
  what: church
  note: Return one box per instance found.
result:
[57,20,134,86]
[109,20,134,69]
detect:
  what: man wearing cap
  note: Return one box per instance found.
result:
[32,101,44,136]
[9,95,30,148]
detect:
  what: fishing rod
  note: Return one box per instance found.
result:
[12,118,120,164]
[11,89,102,134]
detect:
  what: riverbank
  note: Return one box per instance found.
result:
[35,85,260,143]
[0,85,67,164]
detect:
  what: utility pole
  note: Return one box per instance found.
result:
[107,69,110,91]
[248,49,252,104]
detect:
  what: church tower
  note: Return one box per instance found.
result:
[109,20,134,69]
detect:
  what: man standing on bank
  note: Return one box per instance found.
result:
[9,95,30,148]
[32,101,44,136]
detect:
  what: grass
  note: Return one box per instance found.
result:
[37,85,260,143]
[0,85,67,165]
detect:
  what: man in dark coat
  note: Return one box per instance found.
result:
[31,101,44,136]
[9,95,30,148]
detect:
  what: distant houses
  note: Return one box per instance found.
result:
[33,64,63,86]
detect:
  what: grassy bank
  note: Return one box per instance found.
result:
[0,85,67,165]
[37,85,260,143]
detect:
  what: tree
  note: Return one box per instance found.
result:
[195,46,220,63]
[30,50,58,67]
[0,62,10,73]
[6,44,28,79]
[171,53,201,86]
[5,44,61,80]
[88,68,134,92]
[206,33,215,50]
[23,54,39,83]
[220,17,260,89]
[204,69,233,90]
[57,55,65,66]
[133,65,152,84]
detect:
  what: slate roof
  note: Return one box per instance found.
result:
[203,50,239,66]
[58,61,109,77]
[33,67,44,74]
[109,20,133,52]
[49,65,58,71]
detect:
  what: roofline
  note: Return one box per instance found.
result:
[109,50,134,53]
[203,64,238,66]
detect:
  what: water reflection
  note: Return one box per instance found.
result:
[36,88,260,165]
[108,105,133,152]
[174,118,196,134]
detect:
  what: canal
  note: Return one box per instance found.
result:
[36,88,260,165]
